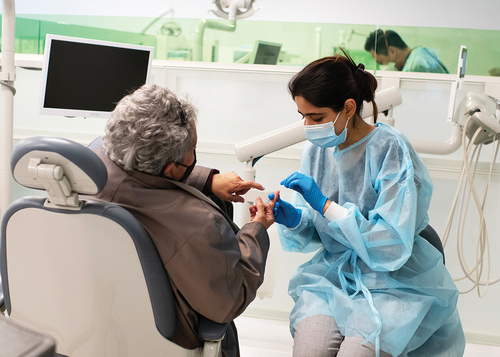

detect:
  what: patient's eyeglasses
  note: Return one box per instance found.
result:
[179,105,187,127]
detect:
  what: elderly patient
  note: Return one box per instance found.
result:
[90,84,278,357]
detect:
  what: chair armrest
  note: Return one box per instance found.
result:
[0,314,56,357]
[198,317,228,342]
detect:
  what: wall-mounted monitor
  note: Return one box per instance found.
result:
[249,40,282,65]
[234,40,282,65]
[39,34,154,118]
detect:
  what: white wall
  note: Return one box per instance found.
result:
[11,0,500,31]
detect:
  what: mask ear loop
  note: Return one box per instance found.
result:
[333,112,350,134]
[332,111,342,125]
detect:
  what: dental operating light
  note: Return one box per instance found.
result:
[194,0,259,61]
[211,0,260,19]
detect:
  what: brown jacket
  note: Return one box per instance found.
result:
[92,145,270,355]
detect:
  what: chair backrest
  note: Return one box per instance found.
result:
[0,136,199,357]
[420,225,445,264]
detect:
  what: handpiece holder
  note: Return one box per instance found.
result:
[449,48,500,145]
[454,92,500,145]
[447,45,468,123]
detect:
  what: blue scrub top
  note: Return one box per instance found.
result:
[278,123,465,356]
[403,46,449,74]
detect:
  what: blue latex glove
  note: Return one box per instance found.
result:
[268,193,301,228]
[281,172,328,215]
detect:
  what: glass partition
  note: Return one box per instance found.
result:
[3,15,500,76]
[364,26,500,76]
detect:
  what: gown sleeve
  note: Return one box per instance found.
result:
[277,190,324,254]
[327,140,421,272]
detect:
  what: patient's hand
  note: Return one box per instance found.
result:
[212,171,265,203]
[249,190,279,229]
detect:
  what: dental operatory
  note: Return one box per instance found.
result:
[2,0,500,356]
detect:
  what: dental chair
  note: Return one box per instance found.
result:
[0,136,227,357]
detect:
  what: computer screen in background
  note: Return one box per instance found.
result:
[39,34,154,118]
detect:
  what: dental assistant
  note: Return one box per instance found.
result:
[271,53,465,357]
[364,29,449,74]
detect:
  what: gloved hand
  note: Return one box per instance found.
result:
[268,192,302,228]
[280,172,328,215]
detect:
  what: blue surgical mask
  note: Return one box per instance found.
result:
[304,112,348,148]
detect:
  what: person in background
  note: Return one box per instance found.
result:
[90,84,278,357]
[270,52,465,356]
[364,29,449,74]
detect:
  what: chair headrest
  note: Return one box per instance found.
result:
[11,136,108,207]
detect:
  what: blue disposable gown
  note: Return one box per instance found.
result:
[278,123,465,357]
[403,46,449,74]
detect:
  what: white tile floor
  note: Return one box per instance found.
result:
[234,315,500,357]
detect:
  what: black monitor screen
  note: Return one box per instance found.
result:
[251,41,282,65]
[40,35,154,118]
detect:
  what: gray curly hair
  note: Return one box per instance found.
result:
[103,84,197,176]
